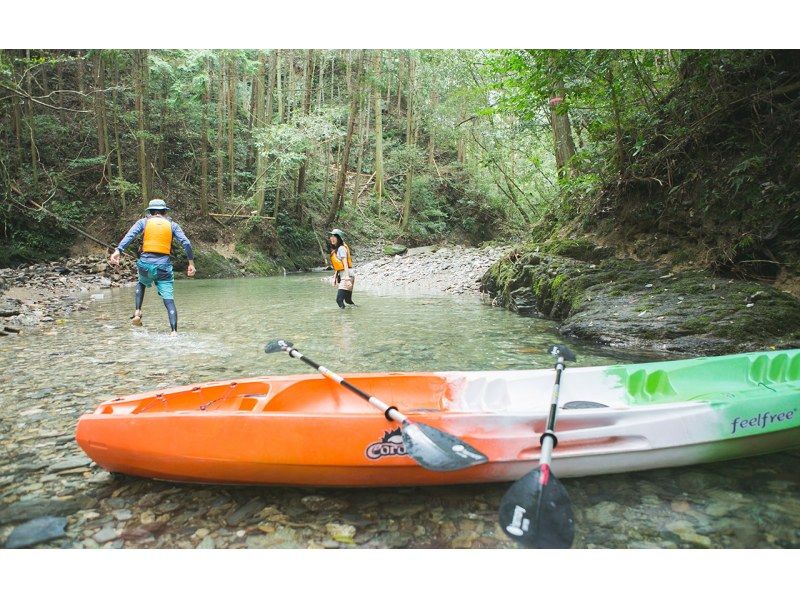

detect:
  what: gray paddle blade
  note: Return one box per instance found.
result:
[498,467,574,548]
[547,344,577,362]
[401,421,488,472]
[264,339,293,354]
[562,400,609,409]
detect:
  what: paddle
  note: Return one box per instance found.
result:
[498,344,577,548]
[264,339,488,472]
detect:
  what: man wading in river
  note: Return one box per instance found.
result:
[109,199,196,336]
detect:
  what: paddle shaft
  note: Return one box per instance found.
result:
[539,356,566,470]
[284,347,407,423]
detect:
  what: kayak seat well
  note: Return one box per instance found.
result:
[622,350,800,406]
[748,351,800,385]
[626,369,677,404]
[262,374,452,415]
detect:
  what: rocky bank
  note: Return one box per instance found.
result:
[0,255,137,335]
[481,240,800,356]
[357,244,511,295]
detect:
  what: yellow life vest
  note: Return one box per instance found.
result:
[330,243,352,272]
[142,216,173,255]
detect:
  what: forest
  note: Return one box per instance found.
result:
[2,49,799,285]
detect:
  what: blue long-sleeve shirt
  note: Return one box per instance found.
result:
[116,216,194,265]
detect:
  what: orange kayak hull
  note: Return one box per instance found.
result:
[75,373,531,487]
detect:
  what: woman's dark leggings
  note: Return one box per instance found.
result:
[336,289,356,309]
[135,283,178,331]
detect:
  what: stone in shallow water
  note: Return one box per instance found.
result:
[4,516,68,548]
[326,523,356,544]
[0,497,87,525]
[49,456,92,472]
[197,536,216,549]
[93,526,119,544]
[226,498,266,526]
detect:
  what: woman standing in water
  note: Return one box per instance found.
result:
[328,228,356,309]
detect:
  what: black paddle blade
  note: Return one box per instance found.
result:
[498,467,575,548]
[547,344,577,362]
[264,339,294,354]
[401,421,488,472]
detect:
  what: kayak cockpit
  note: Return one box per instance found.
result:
[93,373,455,416]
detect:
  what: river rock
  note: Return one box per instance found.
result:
[4,516,68,548]
[49,456,92,472]
[326,523,356,543]
[0,497,88,525]
[93,526,119,544]
[226,498,267,526]
[383,244,407,256]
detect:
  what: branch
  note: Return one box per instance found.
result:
[0,83,92,113]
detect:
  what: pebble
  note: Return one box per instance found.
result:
[93,526,119,543]
[326,523,357,544]
[197,536,216,549]
[4,516,67,548]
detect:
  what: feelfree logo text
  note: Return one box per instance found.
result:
[730,409,796,434]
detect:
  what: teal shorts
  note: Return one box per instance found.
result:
[136,259,174,300]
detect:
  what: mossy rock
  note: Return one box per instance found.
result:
[540,238,615,263]
[482,244,800,355]
[241,253,282,277]
[175,248,241,279]
[383,244,408,256]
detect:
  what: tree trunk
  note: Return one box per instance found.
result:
[329,53,336,105]
[55,59,64,108]
[25,50,38,192]
[76,51,85,109]
[216,59,225,208]
[273,182,281,219]
[327,51,362,226]
[548,56,577,179]
[276,50,283,123]
[296,49,314,196]
[286,50,294,122]
[41,58,49,97]
[401,54,415,232]
[93,53,109,186]
[351,93,369,206]
[372,50,384,204]
[11,57,23,168]
[227,56,237,200]
[252,51,268,214]
[457,108,466,163]
[200,57,211,216]
[321,142,331,210]
[111,61,125,211]
[134,50,151,206]
[427,89,437,166]
[156,83,167,173]
[607,62,627,178]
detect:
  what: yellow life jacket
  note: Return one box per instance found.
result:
[330,243,352,272]
[142,216,173,255]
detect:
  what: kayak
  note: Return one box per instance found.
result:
[75,348,800,486]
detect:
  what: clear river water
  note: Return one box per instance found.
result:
[0,274,798,549]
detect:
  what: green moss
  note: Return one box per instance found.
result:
[242,253,282,276]
[175,248,241,279]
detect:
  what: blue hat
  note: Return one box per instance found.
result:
[146,199,170,211]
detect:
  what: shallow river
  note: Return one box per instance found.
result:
[0,274,798,549]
